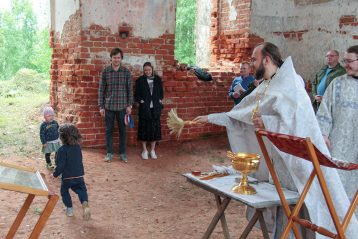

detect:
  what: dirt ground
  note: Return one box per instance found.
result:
[0,134,264,239]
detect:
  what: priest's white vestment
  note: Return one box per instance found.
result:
[208,57,358,238]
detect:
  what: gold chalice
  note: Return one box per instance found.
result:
[227,151,260,195]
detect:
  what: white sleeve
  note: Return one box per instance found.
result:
[208,113,230,127]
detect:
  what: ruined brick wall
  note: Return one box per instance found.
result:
[49,0,357,147]
[205,0,357,89]
[49,10,83,125]
[209,0,263,72]
[50,0,235,147]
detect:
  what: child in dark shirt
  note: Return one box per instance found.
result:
[52,123,91,220]
[39,106,61,170]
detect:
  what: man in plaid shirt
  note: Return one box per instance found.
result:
[98,48,133,162]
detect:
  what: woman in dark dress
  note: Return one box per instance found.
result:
[135,62,164,160]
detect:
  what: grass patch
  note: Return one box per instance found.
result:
[0,68,50,157]
[0,93,49,157]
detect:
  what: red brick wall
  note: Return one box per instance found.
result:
[50,10,236,147]
[273,30,309,41]
[161,71,235,142]
[209,0,263,71]
[339,15,357,28]
[339,15,358,40]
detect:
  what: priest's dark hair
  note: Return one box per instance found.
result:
[347,45,358,55]
[59,123,82,145]
[258,42,284,67]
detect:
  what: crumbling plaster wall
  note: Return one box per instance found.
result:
[50,0,80,34]
[195,0,212,67]
[207,0,259,72]
[81,1,176,39]
[250,0,358,83]
[81,0,176,73]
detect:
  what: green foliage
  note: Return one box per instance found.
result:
[0,88,49,157]
[0,0,52,81]
[0,67,49,156]
[0,68,49,98]
[31,28,52,78]
[0,1,51,158]
[175,0,197,65]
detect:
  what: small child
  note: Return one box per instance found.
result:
[52,123,91,220]
[40,106,61,170]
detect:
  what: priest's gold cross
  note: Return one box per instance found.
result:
[251,104,260,120]
[251,79,271,120]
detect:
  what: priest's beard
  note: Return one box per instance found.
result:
[254,61,265,79]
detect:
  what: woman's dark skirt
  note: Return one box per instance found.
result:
[137,109,162,142]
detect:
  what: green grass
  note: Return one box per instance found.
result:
[0,93,49,157]
[0,69,50,158]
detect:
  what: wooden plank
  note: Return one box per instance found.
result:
[0,162,36,172]
[257,210,270,239]
[6,194,35,239]
[215,195,231,239]
[29,194,59,239]
[239,210,259,239]
[202,197,231,239]
[0,182,49,196]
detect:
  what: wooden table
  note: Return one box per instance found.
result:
[183,173,300,239]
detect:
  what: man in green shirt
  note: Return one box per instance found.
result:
[312,50,346,112]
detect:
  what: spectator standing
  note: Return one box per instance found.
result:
[312,50,345,112]
[98,48,133,163]
[135,62,164,160]
[228,62,255,105]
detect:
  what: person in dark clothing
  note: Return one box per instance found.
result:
[52,123,91,220]
[39,106,61,170]
[135,62,164,160]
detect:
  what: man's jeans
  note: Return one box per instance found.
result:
[105,109,127,155]
[61,177,88,208]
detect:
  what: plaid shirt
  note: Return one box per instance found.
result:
[98,65,133,111]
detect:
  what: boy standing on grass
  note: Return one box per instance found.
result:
[52,123,91,220]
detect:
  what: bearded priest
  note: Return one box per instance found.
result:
[193,42,357,239]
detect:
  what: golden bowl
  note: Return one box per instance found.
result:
[227,151,260,195]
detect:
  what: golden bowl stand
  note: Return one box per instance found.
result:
[232,173,256,195]
[227,151,260,195]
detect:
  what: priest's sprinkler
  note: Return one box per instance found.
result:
[166,108,195,138]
